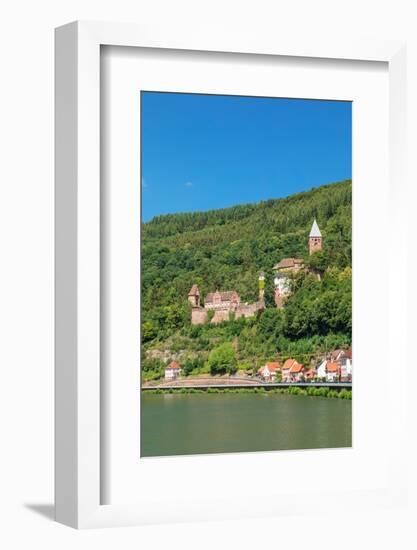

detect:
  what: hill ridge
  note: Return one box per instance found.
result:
[141,179,352,379]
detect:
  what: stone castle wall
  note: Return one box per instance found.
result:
[205,301,233,311]
[235,302,263,319]
[211,310,230,324]
[191,301,264,325]
[191,308,208,325]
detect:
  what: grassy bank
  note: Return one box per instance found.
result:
[143,386,352,400]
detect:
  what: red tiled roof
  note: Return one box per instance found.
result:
[265,362,281,372]
[345,347,352,359]
[273,258,304,270]
[326,362,339,373]
[290,361,304,373]
[330,349,347,361]
[282,358,296,370]
[167,361,181,370]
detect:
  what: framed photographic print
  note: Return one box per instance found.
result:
[139,91,353,459]
[55,22,408,528]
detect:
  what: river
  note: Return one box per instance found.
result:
[141,392,352,457]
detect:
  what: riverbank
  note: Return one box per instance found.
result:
[142,385,352,399]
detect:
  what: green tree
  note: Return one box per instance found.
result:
[142,320,157,343]
[307,250,327,273]
[207,342,237,375]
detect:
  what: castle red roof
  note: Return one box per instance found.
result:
[273,258,304,270]
[188,284,199,296]
[205,290,239,303]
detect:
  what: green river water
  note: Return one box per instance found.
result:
[141,392,352,457]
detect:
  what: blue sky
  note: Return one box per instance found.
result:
[141,92,351,222]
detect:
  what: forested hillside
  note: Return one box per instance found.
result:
[141,180,352,379]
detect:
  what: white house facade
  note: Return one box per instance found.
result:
[165,361,182,380]
[316,359,327,379]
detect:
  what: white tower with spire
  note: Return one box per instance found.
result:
[308,219,322,255]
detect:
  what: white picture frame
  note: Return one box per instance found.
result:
[55,21,407,529]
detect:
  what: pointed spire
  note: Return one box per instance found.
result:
[309,219,322,238]
[188,284,199,296]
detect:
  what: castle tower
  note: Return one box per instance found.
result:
[308,219,322,255]
[258,272,265,301]
[188,284,200,308]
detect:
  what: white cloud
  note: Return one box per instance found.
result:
[185,181,193,187]
[142,178,148,188]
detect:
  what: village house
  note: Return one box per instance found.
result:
[339,348,352,382]
[327,349,352,382]
[258,362,281,381]
[303,367,316,381]
[188,274,265,325]
[316,358,327,380]
[325,362,340,383]
[315,350,352,383]
[281,358,295,381]
[329,349,345,362]
[281,358,304,382]
[164,361,182,380]
[289,361,305,382]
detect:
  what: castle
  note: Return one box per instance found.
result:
[188,219,323,323]
[188,275,265,325]
[274,219,322,307]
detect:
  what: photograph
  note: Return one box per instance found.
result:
[140,91,352,457]
[1,0,411,541]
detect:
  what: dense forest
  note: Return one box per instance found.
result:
[141,180,352,380]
